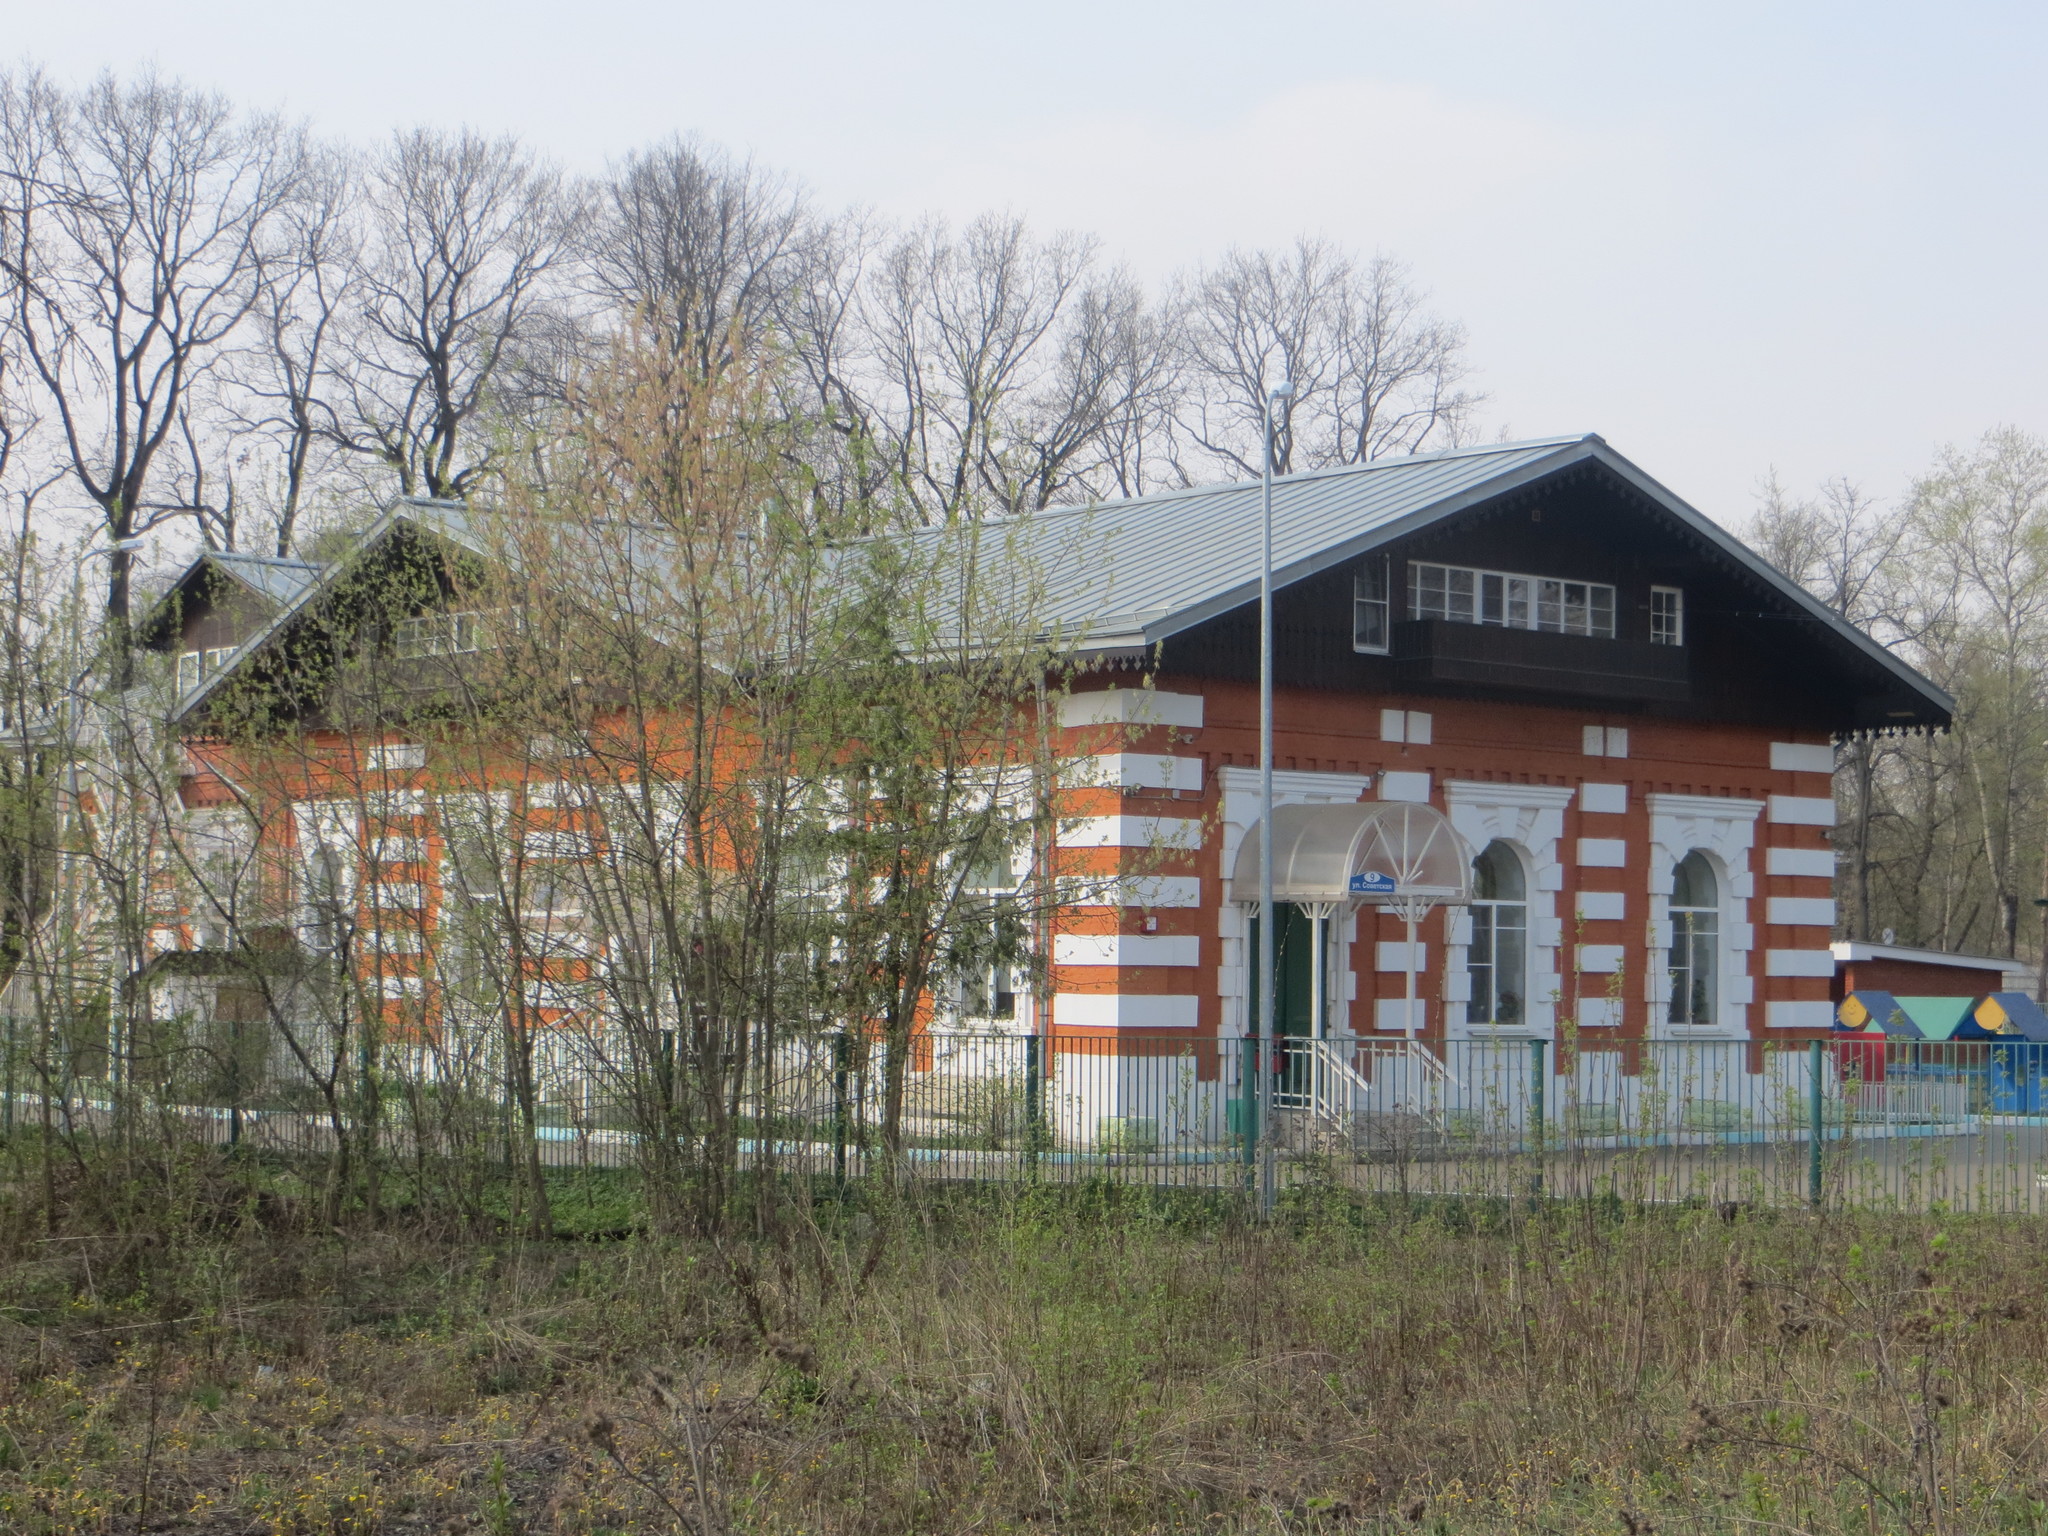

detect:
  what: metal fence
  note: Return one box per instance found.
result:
[5,1020,2048,1212]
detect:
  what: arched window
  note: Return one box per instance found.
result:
[1467,841,1527,1026]
[1667,851,1719,1025]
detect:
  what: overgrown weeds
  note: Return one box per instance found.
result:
[3,1169,2048,1532]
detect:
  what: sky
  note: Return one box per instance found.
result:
[13,0,2048,527]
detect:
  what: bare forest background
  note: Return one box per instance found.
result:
[0,65,2040,973]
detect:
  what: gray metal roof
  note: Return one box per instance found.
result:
[207,551,326,606]
[954,434,1589,649]
[938,432,1949,718]
[171,437,1952,727]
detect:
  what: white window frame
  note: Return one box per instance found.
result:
[365,742,426,773]
[1665,852,1720,1026]
[1645,794,1762,1038]
[393,608,495,659]
[1442,782,1573,1038]
[1466,841,1531,1029]
[1352,557,1391,654]
[176,644,237,693]
[1650,586,1684,646]
[1409,561,1617,639]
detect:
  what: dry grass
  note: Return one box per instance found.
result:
[1,1175,2047,1533]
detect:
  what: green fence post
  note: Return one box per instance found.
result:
[1024,1031,1044,1177]
[1241,1035,1258,1178]
[1809,1038,1825,1209]
[1529,1037,1547,1198]
[832,1031,851,1190]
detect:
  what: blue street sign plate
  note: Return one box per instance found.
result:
[1349,870,1397,895]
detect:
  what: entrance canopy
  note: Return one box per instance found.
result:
[1231,801,1471,907]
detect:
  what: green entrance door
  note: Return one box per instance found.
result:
[1248,903,1322,1039]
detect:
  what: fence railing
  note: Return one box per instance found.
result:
[5,1019,2048,1212]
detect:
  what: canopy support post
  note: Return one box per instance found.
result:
[1302,899,1339,1040]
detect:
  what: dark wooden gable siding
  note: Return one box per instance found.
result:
[1155,460,1936,733]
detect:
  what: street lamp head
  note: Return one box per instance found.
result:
[1269,379,1295,401]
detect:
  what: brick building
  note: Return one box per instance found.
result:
[145,433,1951,1064]
[1031,433,1947,1048]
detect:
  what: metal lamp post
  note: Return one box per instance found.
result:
[1257,379,1293,1218]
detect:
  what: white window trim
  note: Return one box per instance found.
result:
[1645,793,1763,1039]
[1443,781,1574,1040]
[1409,560,1619,639]
[1353,557,1391,655]
[1215,766,1374,1039]
[1650,586,1685,646]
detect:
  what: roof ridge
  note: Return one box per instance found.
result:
[207,550,324,568]
[991,433,1602,528]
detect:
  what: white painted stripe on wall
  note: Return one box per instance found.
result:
[1576,998,1623,1028]
[1576,891,1627,921]
[1067,875,1203,909]
[1085,753,1203,792]
[1053,934,1200,967]
[1577,837,1628,867]
[1059,815,1202,849]
[1770,742,1836,774]
[1768,1000,1835,1029]
[1767,896,1837,927]
[1059,688,1204,728]
[1766,949,1837,977]
[1767,847,1836,878]
[1579,782,1628,814]
[1052,993,1200,1029]
[1376,941,1428,972]
[1577,944,1625,973]
[1768,795,1837,827]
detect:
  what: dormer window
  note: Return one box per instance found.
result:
[176,646,235,694]
[1409,561,1616,640]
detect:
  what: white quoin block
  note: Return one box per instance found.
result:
[1768,1000,1835,1029]
[1576,890,1627,921]
[1059,815,1203,849]
[1766,949,1837,978]
[1086,753,1204,792]
[1059,688,1204,729]
[1052,934,1201,967]
[1065,875,1203,909]
[1766,847,1836,878]
[1768,795,1837,827]
[1767,896,1837,927]
[1052,993,1200,1029]
[1770,741,1836,774]
[1577,838,1628,868]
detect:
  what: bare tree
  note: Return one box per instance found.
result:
[587,137,809,377]
[855,215,1173,523]
[1174,239,1475,477]
[213,143,358,555]
[1746,472,1910,940]
[327,127,579,501]
[0,68,305,642]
